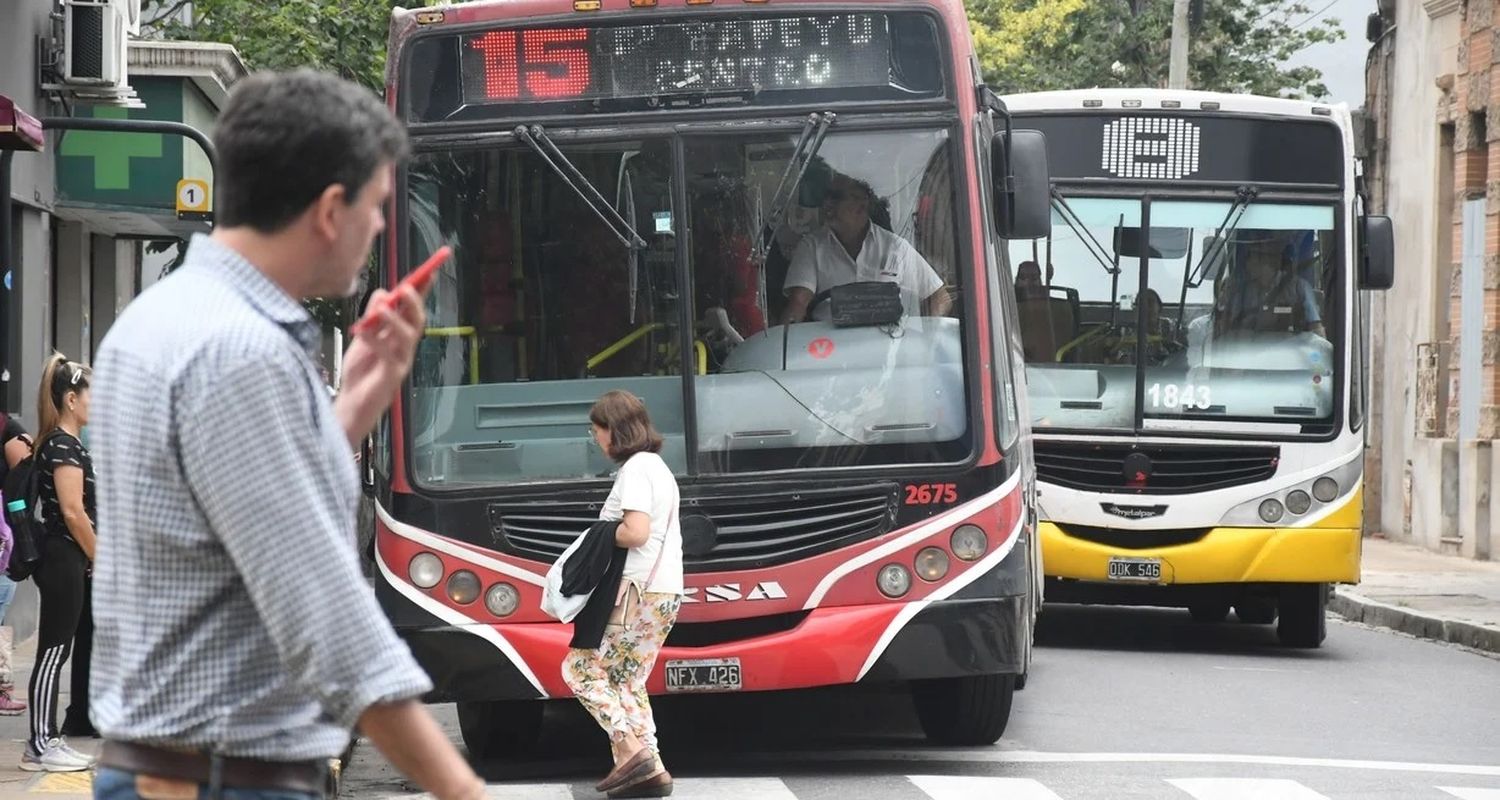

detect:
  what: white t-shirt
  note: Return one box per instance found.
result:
[599,451,684,595]
[784,225,945,320]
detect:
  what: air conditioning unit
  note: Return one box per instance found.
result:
[120,0,140,36]
[61,0,129,87]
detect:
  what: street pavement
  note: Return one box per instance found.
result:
[1332,536,1500,653]
[340,604,1500,800]
[0,536,1493,800]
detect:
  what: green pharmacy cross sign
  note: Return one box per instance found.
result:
[56,79,194,212]
[58,107,163,190]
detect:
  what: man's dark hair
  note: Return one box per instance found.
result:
[214,69,409,232]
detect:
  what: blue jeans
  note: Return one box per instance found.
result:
[95,767,323,800]
[0,574,17,621]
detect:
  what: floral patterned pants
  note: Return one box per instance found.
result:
[563,589,682,756]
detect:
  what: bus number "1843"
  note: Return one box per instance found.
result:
[1147,383,1212,411]
[905,483,958,505]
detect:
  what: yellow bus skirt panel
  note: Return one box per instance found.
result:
[1040,489,1364,584]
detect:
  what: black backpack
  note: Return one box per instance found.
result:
[4,430,58,581]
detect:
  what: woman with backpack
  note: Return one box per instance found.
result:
[0,412,34,717]
[21,355,96,773]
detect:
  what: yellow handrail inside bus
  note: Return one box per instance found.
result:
[424,326,480,384]
[586,324,710,376]
[1054,326,1104,362]
[587,323,666,373]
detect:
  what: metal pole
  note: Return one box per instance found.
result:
[1168,0,1191,89]
[0,118,216,412]
[39,117,216,210]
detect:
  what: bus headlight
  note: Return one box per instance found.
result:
[877,564,912,598]
[446,570,481,605]
[485,583,520,617]
[915,547,950,582]
[409,553,443,589]
[950,525,988,561]
[1258,498,1285,524]
[1285,490,1312,515]
[1312,477,1339,503]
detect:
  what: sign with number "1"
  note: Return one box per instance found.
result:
[175,178,211,221]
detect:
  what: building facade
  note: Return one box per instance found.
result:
[1,0,246,633]
[1366,0,1499,559]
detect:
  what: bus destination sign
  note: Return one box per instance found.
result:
[1016,113,1346,188]
[461,15,891,104]
[405,12,942,120]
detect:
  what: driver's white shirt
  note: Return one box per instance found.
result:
[784,225,944,320]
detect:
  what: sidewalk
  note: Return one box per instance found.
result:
[1332,534,1500,655]
[0,635,97,800]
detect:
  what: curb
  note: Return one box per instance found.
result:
[1331,588,1500,655]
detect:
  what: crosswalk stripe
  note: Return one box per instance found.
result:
[1168,778,1331,800]
[666,777,799,799]
[908,775,1064,800]
[1437,789,1500,800]
[479,787,573,800]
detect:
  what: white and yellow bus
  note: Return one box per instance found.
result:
[1001,89,1393,647]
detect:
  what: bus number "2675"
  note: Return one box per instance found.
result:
[905,483,958,505]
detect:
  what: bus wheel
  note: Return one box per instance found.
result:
[1233,599,1277,625]
[911,673,1015,746]
[1188,601,1231,624]
[1277,583,1328,648]
[457,699,544,761]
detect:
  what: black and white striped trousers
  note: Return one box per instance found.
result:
[28,536,88,753]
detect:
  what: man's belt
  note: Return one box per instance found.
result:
[100,740,330,795]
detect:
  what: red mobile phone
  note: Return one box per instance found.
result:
[351,245,452,336]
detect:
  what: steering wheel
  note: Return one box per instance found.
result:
[804,288,834,320]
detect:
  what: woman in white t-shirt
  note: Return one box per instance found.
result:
[563,390,683,798]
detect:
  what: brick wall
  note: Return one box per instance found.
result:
[1452,0,1500,437]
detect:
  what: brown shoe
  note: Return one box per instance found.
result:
[595,748,655,792]
[607,770,673,798]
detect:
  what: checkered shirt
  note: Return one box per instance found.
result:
[90,234,432,761]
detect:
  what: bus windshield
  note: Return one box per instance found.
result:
[1008,194,1340,433]
[405,126,967,487]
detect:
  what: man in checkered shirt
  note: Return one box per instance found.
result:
[89,71,485,800]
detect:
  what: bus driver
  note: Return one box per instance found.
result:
[1215,232,1326,339]
[779,174,952,324]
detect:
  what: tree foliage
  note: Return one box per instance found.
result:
[141,0,404,91]
[969,0,1345,99]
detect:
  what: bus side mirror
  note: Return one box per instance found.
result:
[992,129,1051,240]
[1359,214,1394,290]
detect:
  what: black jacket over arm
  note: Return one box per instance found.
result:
[562,519,626,649]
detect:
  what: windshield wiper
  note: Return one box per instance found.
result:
[1187,185,1258,288]
[516,125,647,250]
[1050,189,1119,276]
[754,111,836,263]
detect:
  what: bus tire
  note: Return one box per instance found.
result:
[1277,583,1328,648]
[911,673,1015,746]
[457,699,544,760]
[1189,602,1231,624]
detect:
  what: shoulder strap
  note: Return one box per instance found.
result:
[643,505,675,591]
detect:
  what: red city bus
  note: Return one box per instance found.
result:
[369,0,1052,757]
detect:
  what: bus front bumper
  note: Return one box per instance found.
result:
[1041,521,1361,585]
[388,549,1031,703]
